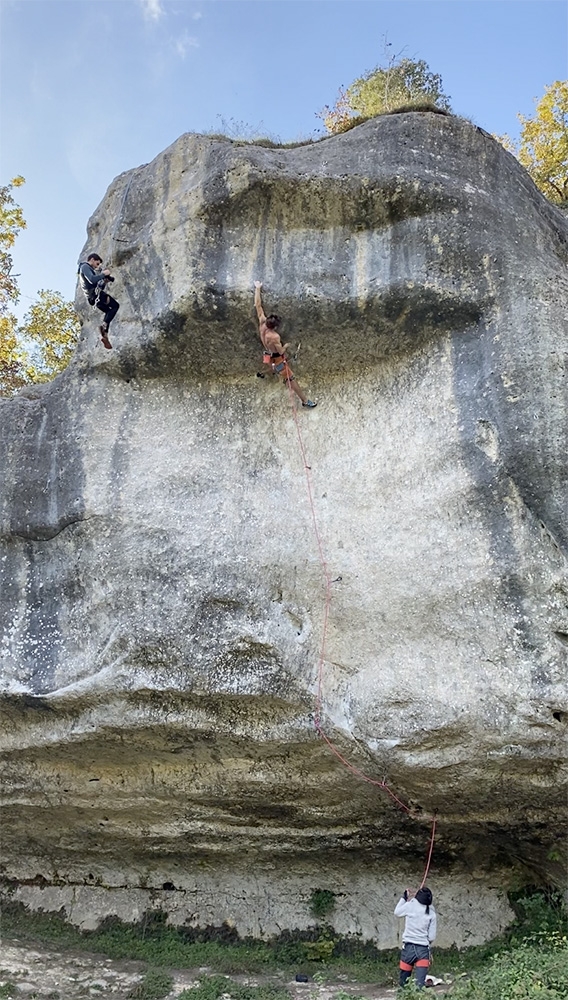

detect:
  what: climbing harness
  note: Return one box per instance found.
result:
[283,373,436,890]
[264,352,296,382]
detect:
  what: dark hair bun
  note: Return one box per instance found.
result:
[415,888,433,911]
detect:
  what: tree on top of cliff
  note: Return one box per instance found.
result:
[318,48,451,135]
[0,177,80,396]
[495,81,568,205]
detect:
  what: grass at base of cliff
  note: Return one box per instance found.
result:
[177,977,294,1000]
[1,891,566,995]
[128,967,174,999]
[0,901,395,982]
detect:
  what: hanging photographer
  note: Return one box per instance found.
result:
[78,252,119,350]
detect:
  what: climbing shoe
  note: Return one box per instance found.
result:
[99,325,112,350]
[302,400,317,408]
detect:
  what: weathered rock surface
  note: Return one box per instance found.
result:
[1,114,567,946]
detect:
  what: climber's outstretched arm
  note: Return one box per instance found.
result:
[254,280,266,324]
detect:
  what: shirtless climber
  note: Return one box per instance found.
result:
[78,252,119,350]
[254,281,316,408]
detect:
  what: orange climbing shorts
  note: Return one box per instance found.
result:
[272,357,295,381]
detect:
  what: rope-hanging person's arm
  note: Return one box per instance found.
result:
[254,281,266,324]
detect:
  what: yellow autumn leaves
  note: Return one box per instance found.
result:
[0,177,80,396]
[516,81,568,204]
[495,81,567,205]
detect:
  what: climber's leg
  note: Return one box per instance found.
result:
[96,292,119,330]
[282,364,317,408]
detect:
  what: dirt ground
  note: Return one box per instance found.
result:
[0,940,451,1000]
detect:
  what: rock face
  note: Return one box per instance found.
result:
[1,114,567,947]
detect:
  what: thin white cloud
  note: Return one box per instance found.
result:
[192,11,202,19]
[175,32,199,58]
[140,0,165,22]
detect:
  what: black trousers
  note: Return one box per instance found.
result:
[96,291,119,328]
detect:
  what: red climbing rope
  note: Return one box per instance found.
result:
[420,816,437,889]
[283,368,436,890]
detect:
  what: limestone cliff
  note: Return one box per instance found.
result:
[1,113,567,946]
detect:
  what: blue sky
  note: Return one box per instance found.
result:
[1,0,566,315]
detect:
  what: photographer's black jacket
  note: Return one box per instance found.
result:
[78,261,109,298]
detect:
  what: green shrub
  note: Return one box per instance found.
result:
[303,938,335,963]
[178,976,290,1000]
[308,890,336,921]
[128,968,174,1000]
[448,932,568,998]
[509,889,567,942]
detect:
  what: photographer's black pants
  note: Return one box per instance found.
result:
[96,291,119,329]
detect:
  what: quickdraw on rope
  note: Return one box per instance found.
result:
[282,365,436,889]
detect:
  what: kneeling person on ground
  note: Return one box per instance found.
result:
[78,252,119,350]
[394,887,437,990]
[254,281,316,408]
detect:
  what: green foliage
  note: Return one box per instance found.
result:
[0,176,30,394]
[395,982,424,997]
[129,968,174,1000]
[0,984,18,999]
[0,901,392,982]
[0,175,26,307]
[303,938,335,963]
[0,290,80,395]
[309,890,336,921]
[334,993,366,1000]
[206,116,318,150]
[448,933,568,999]
[509,890,568,943]
[447,892,568,999]
[0,313,30,395]
[495,81,568,204]
[208,116,281,145]
[17,289,80,382]
[0,176,79,396]
[178,975,290,1000]
[1,891,566,997]
[517,81,568,204]
[319,51,451,134]
[305,892,336,963]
